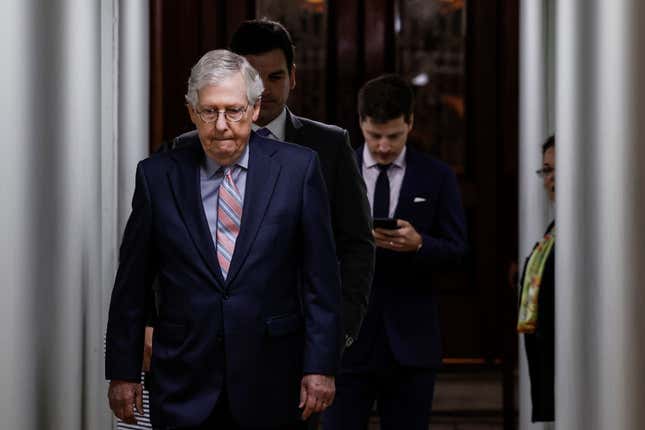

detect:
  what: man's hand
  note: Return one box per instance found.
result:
[142,326,154,371]
[108,380,143,424]
[299,374,335,420]
[373,219,422,252]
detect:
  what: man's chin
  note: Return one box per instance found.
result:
[374,156,396,165]
[203,139,236,153]
[205,146,243,164]
[257,108,280,125]
[206,137,234,145]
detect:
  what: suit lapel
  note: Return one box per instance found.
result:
[225,135,281,285]
[167,139,226,289]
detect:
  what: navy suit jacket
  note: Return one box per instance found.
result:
[341,145,467,371]
[166,111,374,340]
[106,132,342,429]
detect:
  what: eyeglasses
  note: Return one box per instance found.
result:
[535,167,555,178]
[195,105,249,123]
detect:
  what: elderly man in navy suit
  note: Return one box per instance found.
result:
[323,75,467,430]
[106,50,341,430]
[144,20,374,362]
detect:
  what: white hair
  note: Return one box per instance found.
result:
[185,49,264,107]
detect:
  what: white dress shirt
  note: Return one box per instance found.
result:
[252,108,287,141]
[362,145,407,218]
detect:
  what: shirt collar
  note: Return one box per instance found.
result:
[362,144,407,169]
[203,141,250,178]
[252,107,287,141]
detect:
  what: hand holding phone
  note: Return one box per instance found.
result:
[373,218,400,230]
[373,219,422,252]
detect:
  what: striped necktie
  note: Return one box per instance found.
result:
[216,166,243,279]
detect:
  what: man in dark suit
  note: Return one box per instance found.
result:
[232,19,374,348]
[147,20,373,357]
[323,75,468,430]
[106,50,341,430]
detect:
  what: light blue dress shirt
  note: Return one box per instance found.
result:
[251,107,287,141]
[200,143,249,239]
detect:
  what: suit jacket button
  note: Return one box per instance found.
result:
[223,293,229,300]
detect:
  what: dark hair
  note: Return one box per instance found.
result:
[230,19,295,73]
[542,135,555,154]
[358,74,415,124]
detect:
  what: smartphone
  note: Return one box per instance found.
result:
[373,218,400,230]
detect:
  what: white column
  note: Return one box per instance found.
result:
[556,0,645,429]
[118,0,150,234]
[0,1,33,426]
[518,0,553,428]
[0,0,148,428]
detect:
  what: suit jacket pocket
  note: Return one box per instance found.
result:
[266,313,303,337]
[404,195,434,231]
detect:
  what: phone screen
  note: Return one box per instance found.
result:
[373,218,400,229]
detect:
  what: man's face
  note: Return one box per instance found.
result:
[360,115,413,165]
[187,72,260,165]
[244,49,295,126]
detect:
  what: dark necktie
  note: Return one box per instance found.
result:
[256,127,271,138]
[373,163,391,218]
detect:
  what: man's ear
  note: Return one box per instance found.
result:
[358,118,366,132]
[358,117,369,139]
[289,64,297,90]
[251,100,261,122]
[187,104,198,126]
[407,113,414,132]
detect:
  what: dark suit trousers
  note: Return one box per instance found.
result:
[167,388,309,430]
[322,340,436,430]
[155,348,309,430]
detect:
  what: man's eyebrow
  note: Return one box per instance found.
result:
[199,104,244,110]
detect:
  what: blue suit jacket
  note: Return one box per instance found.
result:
[167,112,375,341]
[106,132,342,429]
[341,145,467,371]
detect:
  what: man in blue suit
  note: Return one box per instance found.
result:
[323,75,467,430]
[146,20,373,357]
[140,21,373,430]
[106,50,341,430]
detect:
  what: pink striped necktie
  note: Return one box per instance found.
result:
[216,166,243,279]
